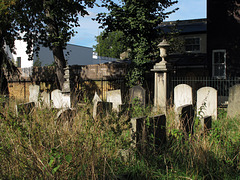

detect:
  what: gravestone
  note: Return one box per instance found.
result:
[29,85,40,106]
[129,85,146,106]
[106,89,122,112]
[92,92,102,119]
[174,84,192,111]
[227,84,240,118]
[16,102,35,116]
[197,87,217,120]
[177,104,194,135]
[51,89,71,109]
[130,114,166,154]
[148,114,167,148]
[56,108,76,128]
[130,116,147,154]
[40,92,50,107]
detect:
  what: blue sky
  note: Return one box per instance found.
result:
[69,0,206,48]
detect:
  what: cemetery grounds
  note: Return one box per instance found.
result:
[0,96,239,179]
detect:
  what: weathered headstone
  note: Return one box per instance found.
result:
[51,89,71,109]
[129,85,146,106]
[130,116,147,153]
[16,102,35,116]
[55,108,76,128]
[92,92,102,119]
[177,104,194,135]
[227,84,240,118]
[197,87,217,120]
[174,84,192,111]
[106,89,122,112]
[148,114,167,148]
[40,91,50,107]
[29,85,40,106]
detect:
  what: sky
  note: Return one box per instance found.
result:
[69,0,206,48]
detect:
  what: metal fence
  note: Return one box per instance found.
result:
[170,76,240,100]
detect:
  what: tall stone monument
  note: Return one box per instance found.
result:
[151,39,172,113]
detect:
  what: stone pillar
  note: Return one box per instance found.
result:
[62,66,74,107]
[151,39,172,113]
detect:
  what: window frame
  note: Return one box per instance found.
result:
[184,37,201,53]
[212,49,226,78]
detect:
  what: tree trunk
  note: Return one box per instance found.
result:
[52,45,66,90]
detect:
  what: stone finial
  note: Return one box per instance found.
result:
[158,39,170,63]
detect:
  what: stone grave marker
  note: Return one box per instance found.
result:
[130,116,147,154]
[29,85,40,106]
[56,108,76,128]
[51,89,71,109]
[174,84,192,111]
[148,114,167,148]
[92,92,102,119]
[197,87,217,120]
[227,84,240,118]
[106,89,122,112]
[129,85,146,106]
[40,91,50,107]
[177,104,194,135]
[16,102,35,116]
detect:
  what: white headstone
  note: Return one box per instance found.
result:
[174,84,192,111]
[51,89,71,108]
[227,84,240,118]
[29,85,40,105]
[106,89,122,111]
[197,87,217,120]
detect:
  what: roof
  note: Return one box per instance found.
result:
[158,18,207,34]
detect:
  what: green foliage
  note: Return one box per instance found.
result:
[96,0,178,86]
[33,58,42,67]
[93,30,127,58]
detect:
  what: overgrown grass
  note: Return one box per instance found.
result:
[0,97,239,179]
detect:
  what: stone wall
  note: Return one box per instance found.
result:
[6,62,128,101]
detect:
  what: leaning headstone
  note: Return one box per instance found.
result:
[197,87,217,120]
[148,114,167,148]
[227,84,240,118]
[40,91,50,107]
[129,85,146,106]
[16,102,35,116]
[177,104,194,135]
[174,84,192,111]
[92,92,102,119]
[29,85,40,106]
[51,89,71,109]
[106,89,122,112]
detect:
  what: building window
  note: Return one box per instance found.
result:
[212,50,226,78]
[185,37,200,52]
[17,57,21,68]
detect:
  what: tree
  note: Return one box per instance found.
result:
[96,0,178,86]
[93,30,127,58]
[19,0,95,89]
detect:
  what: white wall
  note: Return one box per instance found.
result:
[5,40,33,68]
